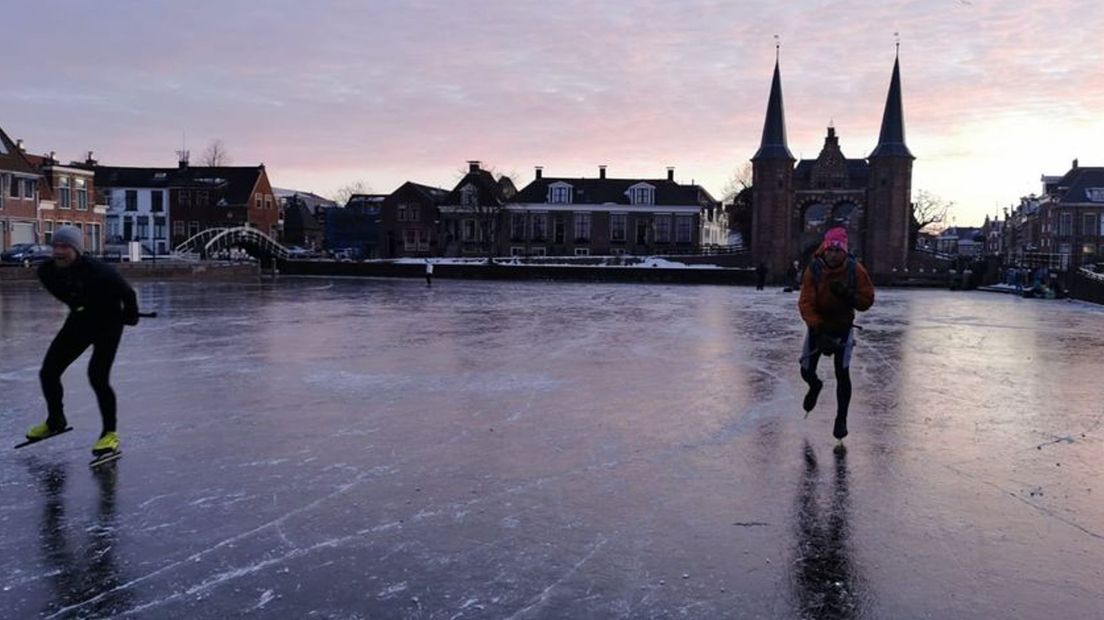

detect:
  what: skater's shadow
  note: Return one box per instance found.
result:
[789,441,867,619]
[31,460,131,617]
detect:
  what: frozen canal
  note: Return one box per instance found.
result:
[1,278,1102,619]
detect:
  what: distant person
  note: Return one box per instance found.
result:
[756,263,768,290]
[798,227,875,441]
[26,226,139,458]
[425,259,434,287]
[786,260,800,292]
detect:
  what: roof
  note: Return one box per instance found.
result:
[1052,166,1104,204]
[754,59,794,161]
[793,159,870,188]
[95,165,264,205]
[283,203,321,232]
[513,176,719,206]
[0,126,35,175]
[870,55,913,159]
[445,168,515,206]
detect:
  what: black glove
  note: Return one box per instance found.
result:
[123,310,140,326]
[829,280,856,305]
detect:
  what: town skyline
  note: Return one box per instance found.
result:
[5,1,1103,226]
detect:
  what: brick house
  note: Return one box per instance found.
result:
[0,126,40,251]
[24,151,107,253]
[507,165,719,257]
[379,181,449,258]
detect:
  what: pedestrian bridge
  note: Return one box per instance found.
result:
[173,227,290,265]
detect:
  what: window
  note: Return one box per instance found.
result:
[629,186,654,205]
[9,175,20,198]
[154,217,166,239]
[574,248,590,256]
[529,247,546,256]
[549,184,572,204]
[574,213,591,242]
[531,213,546,241]
[510,247,526,256]
[197,191,208,205]
[189,221,200,237]
[24,179,37,199]
[255,195,262,209]
[179,190,191,206]
[610,213,626,242]
[461,187,477,207]
[137,216,149,239]
[173,220,185,237]
[407,204,419,222]
[44,220,54,243]
[553,216,565,243]
[1083,243,1097,257]
[397,206,407,222]
[418,229,430,251]
[655,215,671,242]
[511,213,527,240]
[151,191,164,212]
[76,179,88,210]
[676,216,693,243]
[265,195,273,210]
[1059,212,1072,236]
[125,190,137,211]
[462,219,477,241]
[404,229,417,251]
[58,177,70,208]
[90,224,101,253]
[1083,213,1097,237]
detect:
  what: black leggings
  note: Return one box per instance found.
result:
[800,351,852,419]
[40,317,124,435]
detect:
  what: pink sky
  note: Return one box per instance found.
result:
[5,0,1103,225]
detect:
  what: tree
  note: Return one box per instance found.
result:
[202,139,231,166]
[911,190,952,250]
[330,181,371,207]
[722,163,753,248]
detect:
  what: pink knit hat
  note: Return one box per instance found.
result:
[819,227,848,253]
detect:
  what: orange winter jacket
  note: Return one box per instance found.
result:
[798,257,875,334]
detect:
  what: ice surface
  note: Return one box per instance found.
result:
[1,279,1102,618]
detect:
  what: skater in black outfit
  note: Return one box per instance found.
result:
[27,226,139,457]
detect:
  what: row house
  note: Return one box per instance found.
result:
[96,155,279,254]
[438,161,517,257]
[0,127,40,251]
[23,152,107,253]
[505,165,720,257]
[379,181,449,258]
[1038,161,1104,267]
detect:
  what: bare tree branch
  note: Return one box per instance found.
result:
[721,162,753,202]
[201,139,231,166]
[329,181,372,207]
[911,190,952,249]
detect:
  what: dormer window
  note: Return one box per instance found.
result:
[548,182,572,204]
[1086,188,1104,202]
[461,185,478,207]
[627,183,655,205]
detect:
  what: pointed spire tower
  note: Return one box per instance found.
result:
[751,44,796,277]
[867,43,915,279]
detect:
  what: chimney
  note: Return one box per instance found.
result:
[1072,158,1079,170]
[47,151,57,164]
[15,139,23,152]
[534,166,543,180]
[177,149,190,168]
[85,151,97,166]
[666,167,675,182]
[599,165,607,179]
[468,160,481,173]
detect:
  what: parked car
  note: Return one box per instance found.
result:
[1,244,52,266]
[285,246,319,259]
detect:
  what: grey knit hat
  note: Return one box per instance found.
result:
[52,225,83,254]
